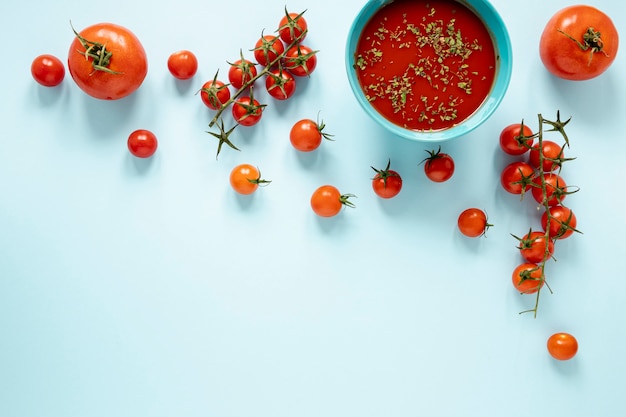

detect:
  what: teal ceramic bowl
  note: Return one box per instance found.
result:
[345,0,512,142]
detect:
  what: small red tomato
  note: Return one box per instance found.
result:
[167,50,198,80]
[283,44,318,77]
[127,129,158,158]
[547,332,578,360]
[253,34,285,67]
[500,161,535,195]
[457,208,491,237]
[199,79,231,110]
[229,164,270,195]
[31,54,65,87]
[265,68,296,100]
[278,10,308,44]
[289,118,333,152]
[517,230,555,263]
[422,147,454,182]
[228,58,257,89]
[310,185,356,217]
[371,160,402,199]
[512,263,544,294]
[541,205,578,239]
[529,140,566,172]
[499,123,534,155]
[232,97,264,126]
[531,173,568,206]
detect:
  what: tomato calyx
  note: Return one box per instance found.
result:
[266,66,294,99]
[198,70,230,109]
[557,27,610,65]
[233,89,266,125]
[207,118,239,159]
[339,193,357,209]
[278,7,308,43]
[247,167,272,187]
[70,22,121,75]
[514,265,545,295]
[283,44,319,76]
[371,159,400,189]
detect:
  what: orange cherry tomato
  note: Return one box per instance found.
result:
[547,332,578,360]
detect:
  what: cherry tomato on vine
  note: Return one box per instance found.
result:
[512,263,545,294]
[167,50,198,80]
[531,173,568,206]
[541,205,578,239]
[499,123,534,155]
[232,96,264,126]
[310,185,355,217]
[229,164,270,195]
[283,44,318,77]
[265,68,296,100]
[289,118,333,152]
[457,208,491,237]
[547,332,578,360]
[516,230,555,263]
[228,58,257,89]
[31,54,65,87]
[529,140,566,172]
[421,147,454,183]
[539,5,619,81]
[67,22,148,100]
[371,160,402,199]
[500,161,535,195]
[199,79,231,110]
[278,10,308,44]
[127,129,158,158]
[253,34,285,67]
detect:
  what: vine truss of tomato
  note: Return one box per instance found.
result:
[501,111,582,318]
[200,7,317,158]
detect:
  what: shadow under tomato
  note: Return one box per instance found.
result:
[126,152,156,175]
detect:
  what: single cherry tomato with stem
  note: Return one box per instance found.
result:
[289,116,333,152]
[127,129,158,158]
[514,229,555,263]
[547,332,578,360]
[310,185,356,217]
[228,53,258,89]
[283,44,318,77]
[278,8,308,44]
[500,161,535,195]
[232,95,265,127]
[457,208,492,237]
[265,67,296,100]
[67,22,147,100]
[421,146,454,183]
[167,50,198,80]
[199,73,231,110]
[371,159,402,199]
[512,263,545,294]
[229,164,270,195]
[529,140,570,172]
[499,122,534,155]
[252,33,285,67]
[31,54,65,87]
[531,173,569,207]
[539,5,619,81]
[542,205,578,239]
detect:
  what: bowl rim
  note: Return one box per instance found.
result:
[345,0,513,142]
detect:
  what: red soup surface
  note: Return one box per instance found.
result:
[354,0,497,131]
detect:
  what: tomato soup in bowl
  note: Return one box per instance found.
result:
[346,0,512,142]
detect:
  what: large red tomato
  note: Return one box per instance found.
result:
[539,5,619,80]
[67,23,148,100]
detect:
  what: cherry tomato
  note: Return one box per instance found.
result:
[517,230,554,263]
[283,44,318,77]
[31,54,65,87]
[228,58,257,89]
[500,161,535,195]
[529,140,566,172]
[127,129,158,158]
[67,22,148,100]
[310,185,355,217]
[541,205,578,239]
[232,96,264,126]
[278,10,308,44]
[422,147,454,183]
[229,164,270,195]
[547,332,578,360]
[512,263,544,294]
[167,50,198,80]
[540,5,619,81]
[457,208,491,237]
[199,78,231,110]
[499,123,534,155]
[289,118,333,152]
[265,68,296,100]
[371,160,402,199]
[531,173,567,206]
[253,34,285,67]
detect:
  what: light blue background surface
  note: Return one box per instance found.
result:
[1,1,624,416]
